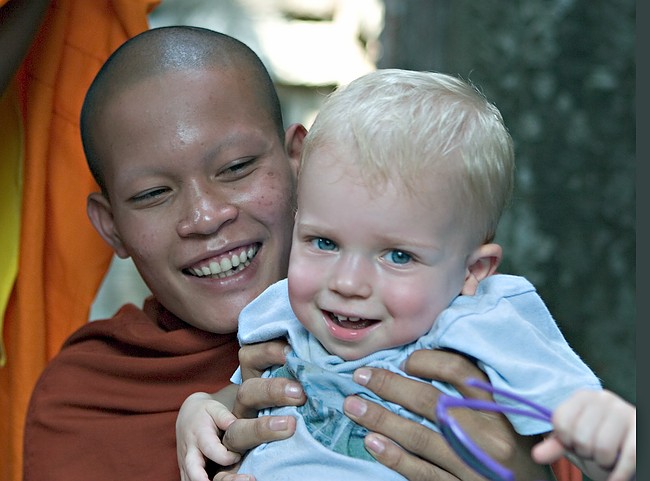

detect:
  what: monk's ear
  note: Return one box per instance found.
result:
[461,243,502,295]
[87,193,129,259]
[284,122,307,175]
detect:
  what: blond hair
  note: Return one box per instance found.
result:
[302,69,514,243]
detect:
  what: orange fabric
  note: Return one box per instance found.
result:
[0,1,159,480]
[553,458,583,481]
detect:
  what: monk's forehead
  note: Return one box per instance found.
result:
[96,35,248,99]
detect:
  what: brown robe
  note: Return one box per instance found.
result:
[22,297,239,481]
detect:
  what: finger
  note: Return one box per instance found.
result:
[213,471,255,481]
[592,411,625,470]
[221,415,297,453]
[182,446,214,481]
[530,436,566,464]
[343,395,472,478]
[205,402,238,432]
[238,340,289,381]
[213,463,255,481]
[363,433,464,481]
[552,391,592,447]
[196,434,242,467]
[213,476,254,481]
[233,377,305,419]
[590,394,635,472]
[352,367,442,421]
[607,410,636,481]
[404,350,491,400]
[555,396,602,460]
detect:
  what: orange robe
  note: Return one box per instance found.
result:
[0,1,159,480]
[553,459,584,481]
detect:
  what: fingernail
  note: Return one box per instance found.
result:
[285,382,303,399]
[344,396,367,417]
[365,434,386,454]
[269,416,289,431]
[354,368,372,386]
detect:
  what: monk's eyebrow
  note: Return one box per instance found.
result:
[201,132,273,164]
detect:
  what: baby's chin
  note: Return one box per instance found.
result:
[325,342,383,362]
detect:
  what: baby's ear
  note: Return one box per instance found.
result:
[87,192,129,259]
[461,244,502,295]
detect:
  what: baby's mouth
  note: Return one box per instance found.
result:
[186,244,259,278]
[326,311,379,330]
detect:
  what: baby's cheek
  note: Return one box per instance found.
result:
[384,286,445,334]
[288,259,314,296]
[289,254,324,299]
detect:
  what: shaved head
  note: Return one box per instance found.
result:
[81,26,284,193]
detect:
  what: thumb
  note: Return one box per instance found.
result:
[531,436,565,464]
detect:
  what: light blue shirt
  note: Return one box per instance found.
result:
[232,275,601,480]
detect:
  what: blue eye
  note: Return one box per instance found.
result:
[312,238,337,251]
[385,250,411,265]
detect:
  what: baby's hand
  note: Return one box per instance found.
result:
[176,388,243,481]
[532,389,636,481]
